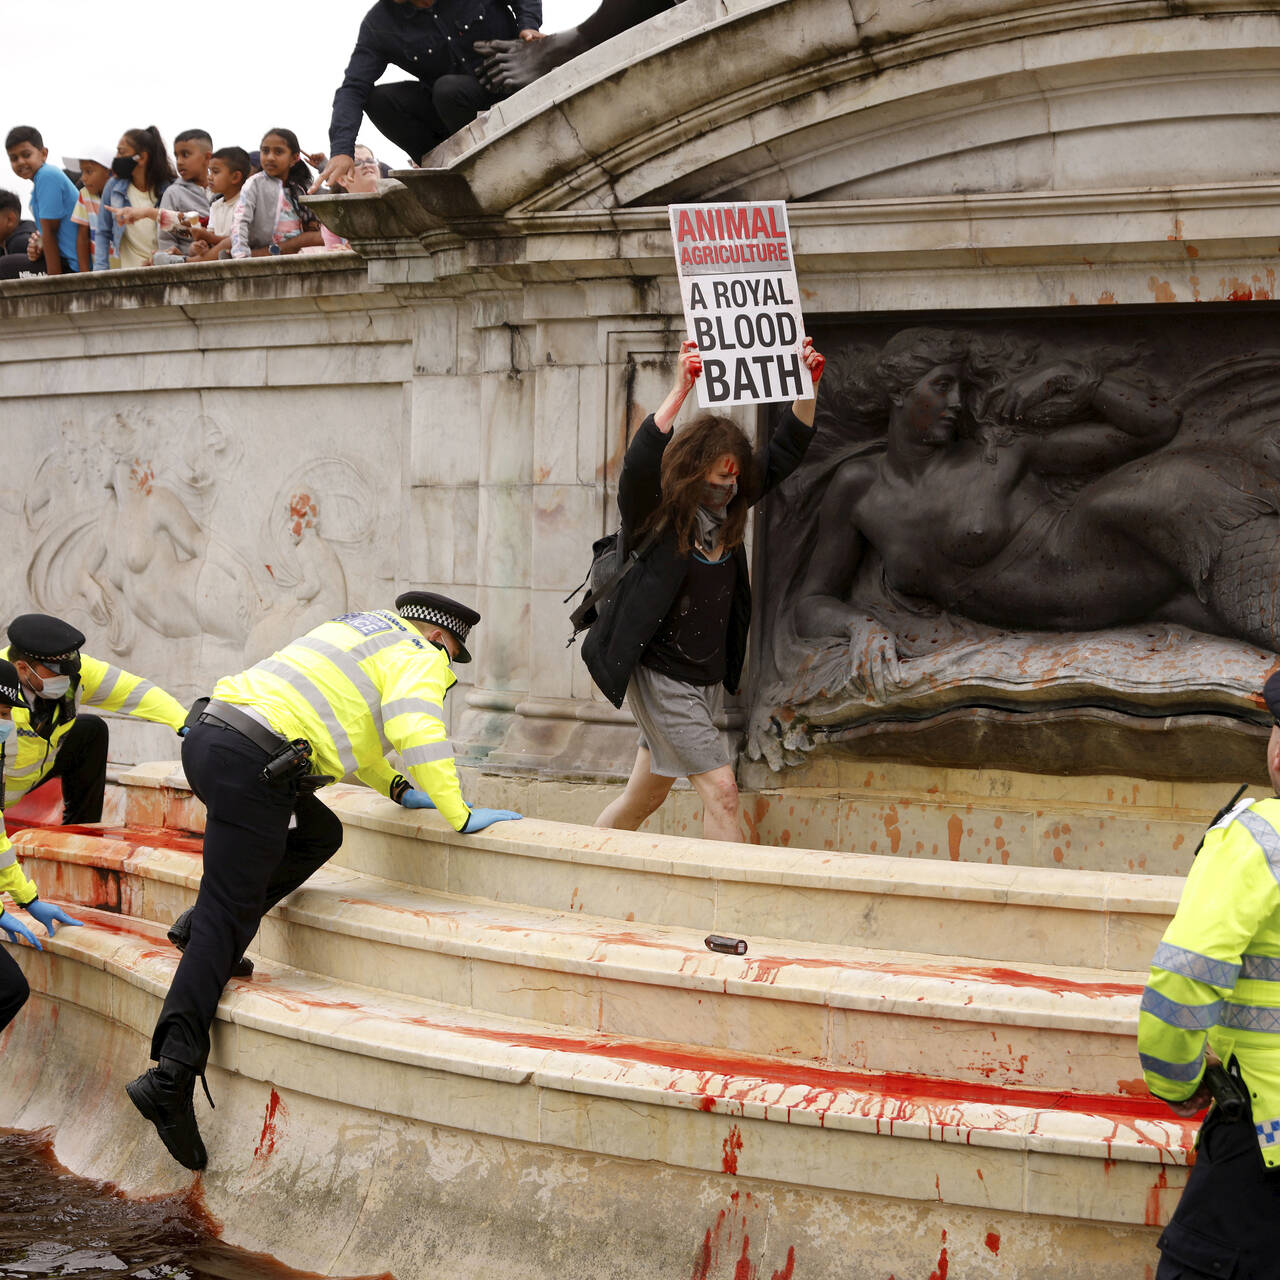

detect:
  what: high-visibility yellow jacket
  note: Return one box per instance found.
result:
[1140,796,1280,1166]
[211,610,472,832]
[0,646,186,810]
[0,814,38,908]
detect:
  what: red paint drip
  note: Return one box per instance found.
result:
[928,1229,949,1280]
[734,1235,756,1280]
[771,1246,796,1280]
[985,1231,1001,1255]
[253,1088,288,1165]
[722,1125,744,1175]
[1145,1168,1169,1225]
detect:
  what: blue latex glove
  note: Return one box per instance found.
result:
[0,910,42,951]
[24,899,84,936]
[400,789,436,810]
[178,725,190,737]
[461,807,523,834]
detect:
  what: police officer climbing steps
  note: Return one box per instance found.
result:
[127,594,521,1170]
[1141,669,1280,1278]
[0,658,83,1036]
[3,614,187,824]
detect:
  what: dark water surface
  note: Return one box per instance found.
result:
[0,1129,385,1280]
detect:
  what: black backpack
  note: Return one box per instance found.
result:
[565,525,661,643]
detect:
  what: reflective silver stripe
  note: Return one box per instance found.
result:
[118,678,159,715]
[1153,942,1241,989]
[1141,987,1222,1031]
[381,698,445,723]
[257,658,359,777]
[6,760,46,779]
[1140,1050,1205,1083]
[0,849,16,871]
[400,741,455,766]
[1242,954,1280,982]
[86,663,128,707]
[348,629,413,662]
[290,636,392,754]
[1223,1002,1280,1034]
[1236,808,1280,889]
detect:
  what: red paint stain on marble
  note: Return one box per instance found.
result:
[883,805,902,854]
[770,1246,795,1280]
[1116,1077,1148,1097]
[734,1235,757,1280]
[985,1231,1001,1254]
[722,1124,744,1174]
[1097,291,1117,304]
[131,461,155,495]
[1145,1168,1169,1225]
[1147,277,1177,303]
[946,815,963,861]
[252,1088,288,1165]
[928,1229,949,1280]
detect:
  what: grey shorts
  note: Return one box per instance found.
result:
[627,664,730,778]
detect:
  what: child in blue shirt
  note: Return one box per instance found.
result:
[4,126,79,275]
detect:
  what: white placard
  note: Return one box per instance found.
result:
[669,201,813,408]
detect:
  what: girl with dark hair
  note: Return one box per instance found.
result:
[585,337,825,840]
[0,658,83,1036]
[95,126,177,269]
[231,128,322,258]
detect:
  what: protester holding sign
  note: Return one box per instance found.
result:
[585,336,825,841]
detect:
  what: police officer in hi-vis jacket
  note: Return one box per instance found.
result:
[0,658,84,1035]
[127,593,521,1170]
[3,614,187,824]
[1141,669,1280,1276]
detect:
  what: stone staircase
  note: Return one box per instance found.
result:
[0,761,1221,1279]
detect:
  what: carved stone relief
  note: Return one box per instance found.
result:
[23,407,377,679]
[748,312,1280,773]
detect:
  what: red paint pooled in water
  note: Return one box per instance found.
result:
[253,1088,288,1165]
[771,1246,795,1280]
[985,1231,1000,1254]
[928,1229,948,1280]
[722,1125,743,1174]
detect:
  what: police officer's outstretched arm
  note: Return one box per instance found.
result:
[0,816,82,944]
[77,655,187,734]
[377,649,520,834]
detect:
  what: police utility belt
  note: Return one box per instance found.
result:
[187,698,334,792]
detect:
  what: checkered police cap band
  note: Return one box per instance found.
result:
[0,677,20,706]
[398,603,473,641]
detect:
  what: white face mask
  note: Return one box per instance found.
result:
[36,674,71,700]
[0,720,13,745]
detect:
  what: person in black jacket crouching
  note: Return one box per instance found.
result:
[584,337,825,840]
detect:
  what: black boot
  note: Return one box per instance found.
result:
[125,1056,210,1171]
[167,907,254,978]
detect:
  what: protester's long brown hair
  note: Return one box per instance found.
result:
[643,414,757,556]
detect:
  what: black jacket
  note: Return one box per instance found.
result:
[583,408,816,708]
[329,0,543,156]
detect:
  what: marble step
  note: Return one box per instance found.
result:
[15,822,1144,1094]
[8,907,1194,1232]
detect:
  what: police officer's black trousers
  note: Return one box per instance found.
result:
[44,714,108,824]
[0,946,29,1035]
[1156,1101,1280,1278]
[150,720,343,1070]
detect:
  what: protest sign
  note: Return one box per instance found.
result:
[668,201,813,409]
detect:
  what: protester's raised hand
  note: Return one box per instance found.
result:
[674,338,703,393]
[799,336,826,385]
[311,154,354,195]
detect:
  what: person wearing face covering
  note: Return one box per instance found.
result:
[0,658,85,1037]
[585,337,826,841]
[2,614,187,824]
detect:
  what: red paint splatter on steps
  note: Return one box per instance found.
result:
[252,1088,288,1166]
[5,779,63,826]
[771,1246,795,1280]
[722,1125,743,1174]
[985,1231,1001,1254]
[928,1229,949,1280]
